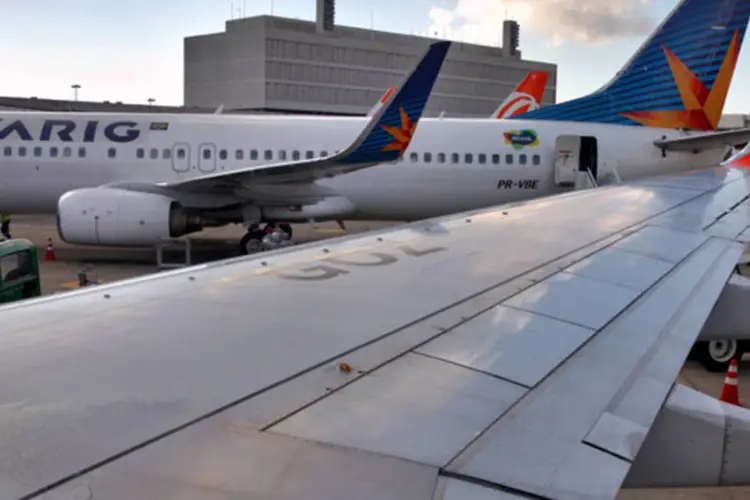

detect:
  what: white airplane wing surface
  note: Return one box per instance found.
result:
[6,162,750,499]
[654,127,750,152]
[147,42,449,195]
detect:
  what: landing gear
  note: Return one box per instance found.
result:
[691,339,746,372]
[238,223,293,255]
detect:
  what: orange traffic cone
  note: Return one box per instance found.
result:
[719,359,742,407]
[44,238,56,261]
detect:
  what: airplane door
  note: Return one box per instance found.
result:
[580,136,598,181]
[198,143,217,173]
[554,135,580,186]
[171,143,190,173]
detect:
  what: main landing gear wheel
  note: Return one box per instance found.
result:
[278,223,293,239]
[239,228,266,255]
[694,339,745,372]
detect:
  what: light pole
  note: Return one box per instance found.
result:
[71,84,81,101]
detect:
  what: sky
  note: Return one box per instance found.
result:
[2,0,750,113]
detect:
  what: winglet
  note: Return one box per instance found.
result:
[722,142,750,168]
[333,41,451,165]
[491,71,548,119]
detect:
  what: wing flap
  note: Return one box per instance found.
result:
[444,235,742,500]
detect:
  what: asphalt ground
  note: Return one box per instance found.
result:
[4,214,750,498]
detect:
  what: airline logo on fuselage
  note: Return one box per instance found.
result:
[0,119,143,143]
[503,129,539,150]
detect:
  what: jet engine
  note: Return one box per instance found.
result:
[56,187,203,246]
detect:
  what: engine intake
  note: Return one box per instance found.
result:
[57,187,202,246]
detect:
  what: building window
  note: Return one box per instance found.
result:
[219,149,228,160]
[532,154,541,165]
[137,148,145,159]
[506,154,513,164]
[108,147,116,158]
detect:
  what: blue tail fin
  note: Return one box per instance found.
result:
[336,41,451,164]
[512,0,750,130]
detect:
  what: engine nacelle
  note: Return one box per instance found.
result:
[57,187,202,246]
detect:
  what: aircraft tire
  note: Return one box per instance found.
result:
[279,223,293,240]
[239,229,267,255]
[696,339,745,372]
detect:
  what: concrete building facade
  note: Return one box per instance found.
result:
[183,9,558,117]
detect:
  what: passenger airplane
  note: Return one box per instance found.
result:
[6,85,750,500]
[0,0,749,255]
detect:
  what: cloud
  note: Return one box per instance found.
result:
[426,0,656,47]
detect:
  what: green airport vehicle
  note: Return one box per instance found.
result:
[0,238,41,304]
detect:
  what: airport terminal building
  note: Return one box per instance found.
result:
[182,0,558,117]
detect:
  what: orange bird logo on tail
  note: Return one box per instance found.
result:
[380,107,417,155]
[620,29,741,131]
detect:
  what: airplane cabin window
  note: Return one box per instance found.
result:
[492,154,500,164]
[107,147,116,159]
[533,154,541,165]
[478,153,486,164]
[506,154,513,164]
[465,153,473,164]
[320,150,328,157]
[62,147,70,158]
[78,147,86,158]
[410,152,418,162]
[519,154,527,165]
[264,150,272,160]
[437,153,445,163]
[163,148,171,159]
[150,148,159,159]
[3,147,10,157]
[34,147,42,157]
[292,150,300,160]
[19,147,26,157]
[177,148,186,159]
[424,152,432,163]
[306,150,314,159]
[219,149,228,160]
[235,149,243,160]
[202,149,212,160]
[136,148,145,159]
[451,153,459,163]
[50,147,58,158]
[279,150,287,160]
[250,149,258,160]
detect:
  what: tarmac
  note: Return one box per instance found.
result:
[5,214,750,498]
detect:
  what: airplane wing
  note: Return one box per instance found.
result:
[654,127,750,152]
[5,157,750,497]
[150,41,449,194]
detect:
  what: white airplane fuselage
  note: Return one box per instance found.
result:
[0,112,723,222]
